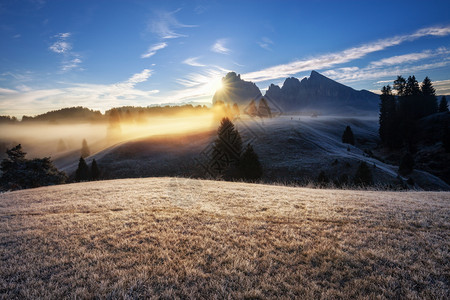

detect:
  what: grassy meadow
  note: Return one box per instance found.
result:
[0,177,449,299]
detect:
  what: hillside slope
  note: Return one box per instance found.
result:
[0,178,449,298]
[59,116,450,190]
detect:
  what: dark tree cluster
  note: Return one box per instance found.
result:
[106,104,209,124]
[210,118,262,181]
[0,115,18,124]
[21,106,103,123]
[7,104,210,125]
[318,161,373,188]
[379,75,440,150]
[0,144,67,191]
[75,157,101,181]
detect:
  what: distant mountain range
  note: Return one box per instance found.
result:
[213,70,380,114]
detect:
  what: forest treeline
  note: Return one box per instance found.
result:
[379,75,449,150]
[0,104,210,124]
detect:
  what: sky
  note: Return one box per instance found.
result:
[1,0,450,117]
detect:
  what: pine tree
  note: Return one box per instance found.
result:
[379,85,399,148]
[239,144,263,181]
[91,159,100,180]
[0,144,27,189]
[211,118,243,175]
[398,153,414,176]
[354,161,373,186]
[379,86,390,143]
[439,96,449,113]
[342,125,355,145]
[81,139,90,158]
[405,75,421,97]
[75,156,90,181]
[393,76,406,97]
[396,76,421,149]
[421,76,438,117]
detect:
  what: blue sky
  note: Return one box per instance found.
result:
[1,0,450,117]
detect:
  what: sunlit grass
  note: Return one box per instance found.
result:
[0,178,448,298]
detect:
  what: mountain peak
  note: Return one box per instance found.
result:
[309,70,329,81]
[213,72,261,105]
[223,72,241,82]
[283,77,301,88]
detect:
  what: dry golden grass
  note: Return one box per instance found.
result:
[0,177,449,299]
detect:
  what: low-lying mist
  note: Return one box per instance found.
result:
[0,111,218,161]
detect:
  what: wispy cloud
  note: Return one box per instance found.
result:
[370,51,433,68]
[62,57,82,71]
[0,87,18,95]
[0,71,33,82]
[0,69,157,117]
[322,59,450,83]
[150,9,196,39]
[371,79,450,95]
[242,25,450,82]
[321,46,450,84]
[258,37,273,51]
[15,84,32,92]
[368,48,449,68]
[141,42,167,58]
[49,32,83,72]
[182,57,205,67]
[375,79,396,84]
[49,32,72,53]
[432,79,450,95]
[211,39,230,55]
[119,69,153,88]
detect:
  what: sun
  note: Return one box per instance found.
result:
[209,77,223,93]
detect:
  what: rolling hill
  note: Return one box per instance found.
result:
[56,116,450,190]
[0,178,449,298]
